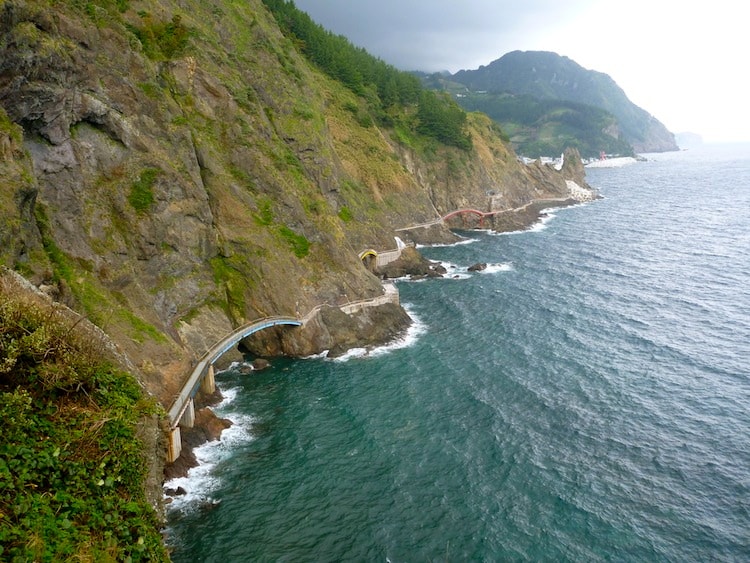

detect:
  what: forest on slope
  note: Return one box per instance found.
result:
[431,50,678,156]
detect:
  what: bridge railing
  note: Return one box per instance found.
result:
[340,282,399,314]
[168,285,401,429]
[168,316,301,428]
[374,248,402,268]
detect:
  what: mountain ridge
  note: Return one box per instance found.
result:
[450,50,678,154]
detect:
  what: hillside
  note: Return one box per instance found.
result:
[451,50,678,154]
[0,0,592,553]
[0,268,168,561]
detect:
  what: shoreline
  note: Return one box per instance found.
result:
[162,193,597,506]
[163,311,428,505]
[163,388,229,484]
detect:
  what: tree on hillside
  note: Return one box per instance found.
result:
[262,0,471,150]
[416,91,472,150]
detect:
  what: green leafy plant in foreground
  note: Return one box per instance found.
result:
[0,281,168,561]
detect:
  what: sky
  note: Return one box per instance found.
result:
[294,0,749,143]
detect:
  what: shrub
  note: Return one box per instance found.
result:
[278,226,310,258]
[127,13,191,60]
[128,168,159,213]
[0,277,168,561]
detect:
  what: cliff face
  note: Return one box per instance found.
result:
[0,1,588,403]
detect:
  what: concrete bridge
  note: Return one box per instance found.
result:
[166,282,400,463]
[394,208,497,231]
[166,316,301,462]
[358,247,403,269]
[441,208,497,226]
[359,237,411,269]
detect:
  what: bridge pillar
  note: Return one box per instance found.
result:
[180,398,195,428]
[201,364,216,395]
[167,427,182,463]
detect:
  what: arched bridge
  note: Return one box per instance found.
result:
[442,208,490,221]
[396,200,573,233]
[165,281,401,463]
[396,209,499,232]
[166,316,301,461]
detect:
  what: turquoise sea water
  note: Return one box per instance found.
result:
[166,144,750,561]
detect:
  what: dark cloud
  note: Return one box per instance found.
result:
[293,0,594,72]
[290,0,750,141]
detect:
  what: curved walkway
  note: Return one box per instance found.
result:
[168,282,401,431]
[442,208,488,221]
[395,198,573,232]
[168,316,301,428]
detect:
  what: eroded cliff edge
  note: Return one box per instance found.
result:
[0,1,593,434]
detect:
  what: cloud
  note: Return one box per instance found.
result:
[294,0,595,71]
[292,0,750,141]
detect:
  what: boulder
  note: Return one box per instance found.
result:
[164,486,187,497]
[252,358,271,371]
[376,246,444,279]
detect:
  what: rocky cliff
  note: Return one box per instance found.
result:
[0,1,589,408]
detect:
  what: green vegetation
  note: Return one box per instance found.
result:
[137,81,160,99]
[262,0,472,151]
[253,198,275,226]
[416,91,471,151]
[128,168,160,213]
[126,13,191,60]
[251,199,310,257]
[117,308,168,344]
[278,225,310,258]
[0,108,23,145]
[209,255,251,322]
[337,206,353,222]
[456,92,633,158]
[446,50,674,153]
[0,277,167,561]
[36,206,164,342]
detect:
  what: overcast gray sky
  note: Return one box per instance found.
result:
[294,0,749,143]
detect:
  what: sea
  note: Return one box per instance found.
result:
[165,144,750,562]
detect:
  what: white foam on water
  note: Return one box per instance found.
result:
[216,361,244,374]
[370,305,427,357]
[584,156,637,168]
[215,385,239,406]
[303,350,330,360]
[477,263,514,274]
[390,260,470,282]
[439,261,471,280]
[417,236,478,248]
[331,347,368,361]
[331,305,427,362]
[491,207,561,235]
[164,385,255,515]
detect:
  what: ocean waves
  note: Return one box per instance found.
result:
[168,146,750,561]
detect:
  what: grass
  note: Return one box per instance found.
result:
[0,272,168,561]
[209,256,248,322]
[338,206,353,222]
[278,226,310,258]
[128,168,159,213]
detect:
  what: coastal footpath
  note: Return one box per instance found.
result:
[0,0,595,557]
